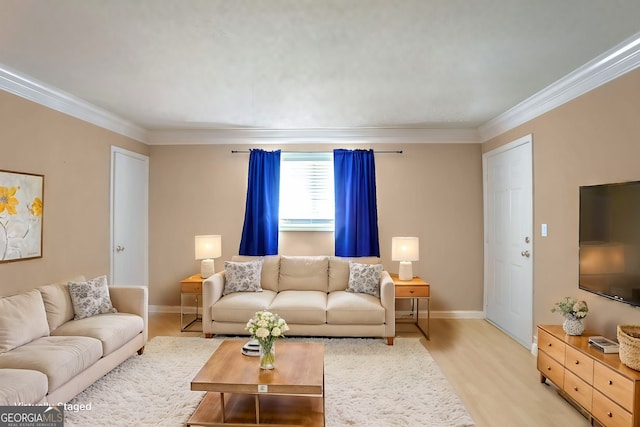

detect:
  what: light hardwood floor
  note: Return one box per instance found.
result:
[148,313,590,427]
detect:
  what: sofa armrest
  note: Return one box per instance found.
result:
[109,286,148,343]
[202,271,225,336]
[379,271,395,340]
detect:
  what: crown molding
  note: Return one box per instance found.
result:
[0,64,148,143]
[479,32,640,142]
[146,127,480,145]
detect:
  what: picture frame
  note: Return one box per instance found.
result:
[0,170,44,263]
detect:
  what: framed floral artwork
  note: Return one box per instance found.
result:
[0,170,44,263]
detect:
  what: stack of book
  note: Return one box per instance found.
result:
[588,336,620,353]
[241,339,260,357]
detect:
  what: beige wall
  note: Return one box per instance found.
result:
[483,68,640,338]
[0,88,485,314]
[149,143,485,311]
[0,91,148,296]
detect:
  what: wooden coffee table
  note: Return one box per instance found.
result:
[187,340,325,426]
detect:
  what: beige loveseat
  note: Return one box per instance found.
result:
[202,255,395,344]
[0,277,147,405]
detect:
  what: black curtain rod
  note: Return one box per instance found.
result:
[231,150,403,154]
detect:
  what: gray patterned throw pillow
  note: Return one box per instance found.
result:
[223,260,264,295]
[346,262,384,297]
[68,275,117,320]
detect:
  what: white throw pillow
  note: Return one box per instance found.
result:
[346,262,384,297]
[0,290,50,354]
[223,260,264,295]
[68,275,117,320]
[38,276,85,331]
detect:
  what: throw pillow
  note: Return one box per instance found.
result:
[68,275,118,320]
[223,260,264,295]
[0,290,50,354]
[346,262,384,297]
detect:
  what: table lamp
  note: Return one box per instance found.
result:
[392,237,419,280]
[195,235,222,278]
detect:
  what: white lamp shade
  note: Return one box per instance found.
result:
[392,237,419,262]
[195,235,222,260]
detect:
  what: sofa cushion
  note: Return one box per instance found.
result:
[346,262,384,297]
[223,259,263,295]
[38,276,86,332]
[327,291,386,325]
[329,257,381,292]
[268,291,327,324]
[232,255,280,292]
[279,256,329,292]
[51,313,144,356]
[68,275,117,320]
[0,290,50,354]
[0,336,102,392]
[0,368,48,405]
[212,290,277,323]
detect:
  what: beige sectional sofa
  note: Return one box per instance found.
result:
[202,255,395,344]
[0,277,147,405]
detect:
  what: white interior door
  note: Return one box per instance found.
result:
[110,147,149,286]
[484,135,533,349]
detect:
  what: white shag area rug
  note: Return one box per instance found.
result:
[65,336,474,427]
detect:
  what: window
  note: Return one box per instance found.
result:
[279,152,334,231]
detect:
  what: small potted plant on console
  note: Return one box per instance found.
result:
[552,297,588,335]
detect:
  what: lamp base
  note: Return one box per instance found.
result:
[200,259,215,279]
[398,261,413,281]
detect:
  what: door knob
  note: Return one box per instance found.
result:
[521,250,530,258]
[115,245,125,253]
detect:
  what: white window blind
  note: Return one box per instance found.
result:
[279,152,334,231]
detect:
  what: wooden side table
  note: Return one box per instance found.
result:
[391,273,430,339]
[181,274,204,332]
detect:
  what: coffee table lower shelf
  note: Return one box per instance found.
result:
[187,392,325,427]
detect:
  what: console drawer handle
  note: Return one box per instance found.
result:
[574,387,578,391]
[609,380,613,385]
[608,412,613,418]
[575,361,579,365]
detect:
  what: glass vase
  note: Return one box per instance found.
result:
[563,315,584,336]
[259,342,275,370]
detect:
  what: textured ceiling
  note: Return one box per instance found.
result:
[0,0,639,132]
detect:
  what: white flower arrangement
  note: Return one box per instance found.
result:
[245,310,289,351]
[551,297,589,319]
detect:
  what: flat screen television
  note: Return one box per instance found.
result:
[579,180,640,307]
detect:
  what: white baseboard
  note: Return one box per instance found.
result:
[150,305,181,313]
[430,310,485,319]
[397,309,485,319]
